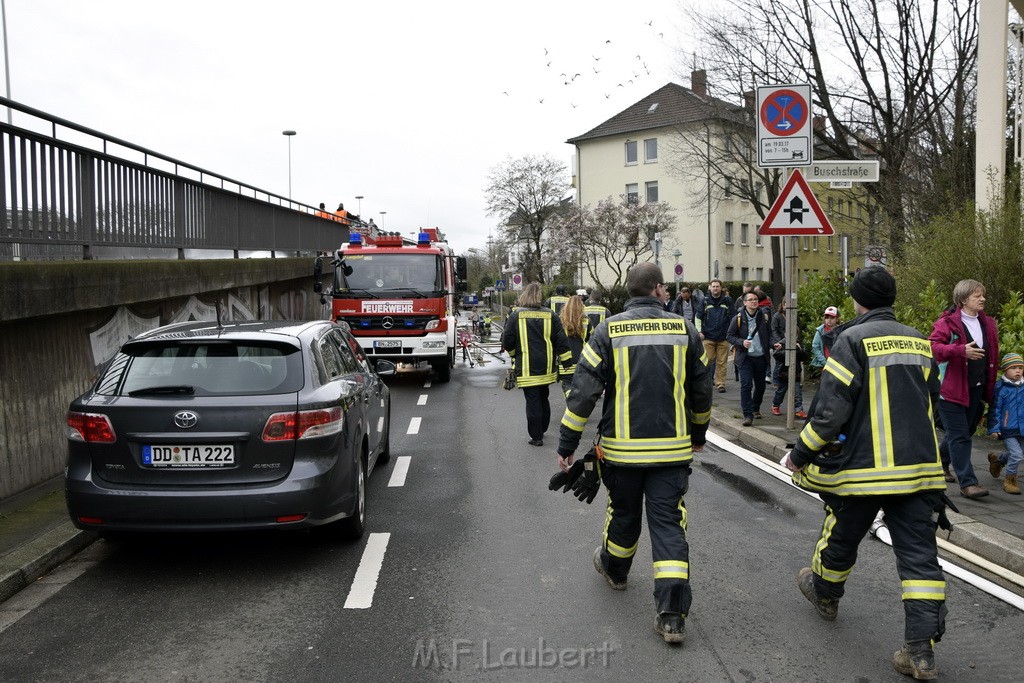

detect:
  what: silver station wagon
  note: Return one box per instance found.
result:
[65,320,394,540]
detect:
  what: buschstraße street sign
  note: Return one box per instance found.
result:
[804,160,880,183]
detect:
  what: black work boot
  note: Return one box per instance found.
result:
[654,613,685,644]
[797,567,838,621]
[592,547,627,590]
[892,639,937,680]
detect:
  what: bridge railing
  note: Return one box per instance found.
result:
[0,97,347,260]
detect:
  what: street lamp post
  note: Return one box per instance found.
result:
[379,211,386,229]
[282,130,296,199]
[355,195,363,217]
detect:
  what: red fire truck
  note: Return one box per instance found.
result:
[313,228,467,382]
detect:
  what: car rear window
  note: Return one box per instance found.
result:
[96,342,303,396]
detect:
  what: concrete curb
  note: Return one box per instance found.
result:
[709,408,1024,578]
[0,524,96,604]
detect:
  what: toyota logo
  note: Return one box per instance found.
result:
[174,411,199,429]
[381,316,394,329]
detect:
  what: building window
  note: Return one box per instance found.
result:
[813,236,819,251]
[725,266,734,281]
[645,181,659,203]
[725,221,734,244]
[837,199,844,217]
[755,268,764,280]
[741,267,749,281]
[755,228,763,247]
[644,138,657,163]
[802,237,810,251]
[724,178,733,198]
[626,183,638,204]
[827,235,833,252]
[828,196,834,214]
[740,223,749,245]
[625,140,638,165]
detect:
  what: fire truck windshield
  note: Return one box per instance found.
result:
[337,253,443,295]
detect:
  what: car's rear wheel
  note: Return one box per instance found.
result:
[332,454,366,541]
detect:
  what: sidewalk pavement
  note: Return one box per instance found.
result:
[4,363,1024,607]
[709,362,1024,578]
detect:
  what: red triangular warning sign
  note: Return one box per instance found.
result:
[758,169,834,236]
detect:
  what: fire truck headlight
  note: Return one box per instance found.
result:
[423,341,446,349]
[425,319,440,331]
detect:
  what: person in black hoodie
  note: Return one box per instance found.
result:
[727,291,773,425]
[697,278,734,392]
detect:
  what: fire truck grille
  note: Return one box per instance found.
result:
[349,316,435,333]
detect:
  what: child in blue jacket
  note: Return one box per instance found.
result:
[987,352,1024,494]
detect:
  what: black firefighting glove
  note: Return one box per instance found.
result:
[570,450,602,504]
[936,493,960,532]
[548,459,585,493]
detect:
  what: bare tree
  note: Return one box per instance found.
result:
[549,198,678,291]
[484,155,571,284]
[677,0,978,259]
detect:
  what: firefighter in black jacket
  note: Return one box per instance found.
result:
[544,284,570,316]
[557,263,713,644]
[782,268,948,680]
[501,282,572,447]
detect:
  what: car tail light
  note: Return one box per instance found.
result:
[262,407,344,441]
[66,412,117,443]
[78,516,104,525]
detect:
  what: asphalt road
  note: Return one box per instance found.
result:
[0,353,1021,681]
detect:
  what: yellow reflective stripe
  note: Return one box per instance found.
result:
[824,357,854,385]
[582,344,602,368]
[902,580,945,601]
[558,350,572,362]
[608,538,638,559]
[543,318,553,373]
[800,423,827,451]
[516,373,557,387]
[615,346,630,440]
[561,409,587,432]
[793,462,946,495]
[678,496,688,532]
[653,560,689,580]
[602,436,693,450]
[870,366,895,468]
[673,344,686,438]
[601,451,693,465]
[692,408,711,425]
[699,350,709,366]
[518,316,531,379]
[812,507,852,583]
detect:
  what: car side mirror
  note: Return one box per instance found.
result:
[374,360,397,376]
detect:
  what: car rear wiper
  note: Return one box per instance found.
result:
[128,385,196,396]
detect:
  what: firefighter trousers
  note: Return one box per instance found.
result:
[600,462,692,615]
[810,491,947,643]
[521,384,551,440]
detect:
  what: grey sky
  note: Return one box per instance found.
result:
[5,0,680,254]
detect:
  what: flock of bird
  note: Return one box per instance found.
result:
[500,19,666,111]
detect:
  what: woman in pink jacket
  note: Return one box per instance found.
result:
[929,279,1000,499]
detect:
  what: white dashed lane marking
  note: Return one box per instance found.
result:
[417,394,428,406]
[407,417,421,435]
[343,533,391,609]
[388,456,411,487]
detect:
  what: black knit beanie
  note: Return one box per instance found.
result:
[848,267,896,309]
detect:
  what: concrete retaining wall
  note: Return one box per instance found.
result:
[0,259,327,500]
